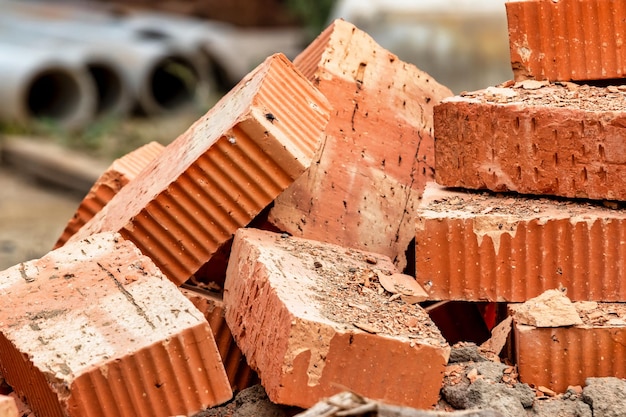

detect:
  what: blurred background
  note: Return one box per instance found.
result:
[0,0,511,269]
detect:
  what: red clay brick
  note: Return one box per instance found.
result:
[434,82,626,200]
[506,0,626,82]
[223,228,449,409]
[512,297,626,393]
[68,53,330,285]
[0,395,17,417]
[416,183,626,302]
[0,232,232,417]
[268,19,452,271]
[55,142,165,248]
[180,287,259,392]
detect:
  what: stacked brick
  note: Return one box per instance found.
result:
[424,0,626,393]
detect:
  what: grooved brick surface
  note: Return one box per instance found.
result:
[68,53,330,285]
[55,142,165,248]
[434,83,626,200]
[180,287,258,392]
[506,0,626,82]
[224,228,449,409]
[0,232,232,417]
[269,19,452,270]
[416,183,626,302]
[513,302,626,393]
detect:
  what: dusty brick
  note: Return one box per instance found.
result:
[55,142,165,248]
[512,299,626,393]
[0,395,17,417]
[506,0,626,82]
[0,232,232,417]
[68,53,330,285]
[268,19,452,271]
[416,183,626,302]
[180,287,258,392]
[434,83,626,200]
[223,228,449,409]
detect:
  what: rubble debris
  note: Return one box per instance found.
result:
[269,19,453,271]
[416,183,626,302]
[180,286,259,392]
[513,299,626,392]
[434,81,626,200]
[511,290,583,327]
[68,53,331,285]
[480,316,512,357]
[582,377,626,417]
[223,228,449,409]
[197,385,295,417]
[55,141,165,248]
[0,232,232,417]
[506,0,626,82]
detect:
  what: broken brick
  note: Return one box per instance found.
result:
[54,141,165,248]
[434,82,626,200]
[512,300,626,393]
[68,53,330,285]
[0,232,232,417]
[416,183,626,302]
[268,19,452,271]
[180,287,259,392]
[506,0,626,82]
[223,228,449,409]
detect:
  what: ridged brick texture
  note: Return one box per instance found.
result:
[435,83,626,200]
[513,302,626,392]
[0,395,17,417]
[224,228,450,409]
[68,53,330,285]
[506,0,626,82]
[180,287,259,392]
[416,183,626,302]
[0,232,232,417]
[54,142,165,248]
[268,19,452,271]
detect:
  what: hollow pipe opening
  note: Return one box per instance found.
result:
[86,62,125,116]
[26,68,81,123]
[149,55,199,113]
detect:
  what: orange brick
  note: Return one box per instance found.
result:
[506,0,626,82]
[0,232,232,417]
[434,82,626,200]
[55,142,165,248]
[0,395,17,417]
[268,19,452,271]
[69,53,330,285]
[512,298,626,393]
[416,183,626,302]
[224,228,449,409]
[180,287,259,392]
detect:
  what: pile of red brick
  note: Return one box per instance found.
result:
[2,1,626,415]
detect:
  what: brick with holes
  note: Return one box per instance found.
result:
[68,53,330,286]
[268,19,452,271]
[224,228,450,409]
[435,82,626,200]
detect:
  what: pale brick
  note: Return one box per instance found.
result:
[416,183,626,302]
[224,228,449,409]
[269,19,452,271]
[0,395,17,417]
[68,53,330,285]
[434,83,626,200]
[0,232,232,417]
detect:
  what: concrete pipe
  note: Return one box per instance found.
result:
[0,3,211,115]
[0,42,96,130]
[0,23,133,119]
